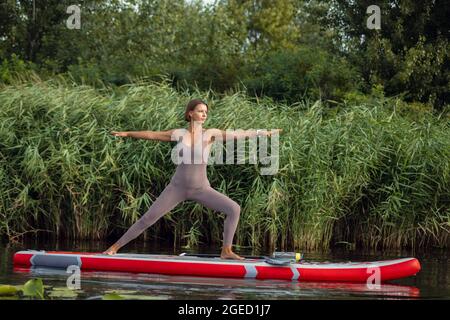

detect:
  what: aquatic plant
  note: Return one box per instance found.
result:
[0,75,448,250]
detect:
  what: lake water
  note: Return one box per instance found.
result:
[0,239,449,300]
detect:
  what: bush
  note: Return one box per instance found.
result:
[0,54,37,84]
[242,47,361,104]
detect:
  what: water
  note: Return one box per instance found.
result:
[0,239,449,300]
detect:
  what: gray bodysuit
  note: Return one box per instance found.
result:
[114,131,241,248]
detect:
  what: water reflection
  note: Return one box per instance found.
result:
[13,266,420,300]
[1,240,448,299]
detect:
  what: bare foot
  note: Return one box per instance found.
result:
[103,244,119,255]
[221,252,245,260]
[220,247,245,260]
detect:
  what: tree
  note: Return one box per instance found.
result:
[221,0,300,56]
[327,0,450,109]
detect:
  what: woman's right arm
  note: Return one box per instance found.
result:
[111,129,177,142]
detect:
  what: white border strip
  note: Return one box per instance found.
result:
[244,265,258,278]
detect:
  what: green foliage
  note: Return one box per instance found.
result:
[22,279,44,299]
[328,0,450,109]
[102,293,125,300]
[0,278,162,300]
[0,77,448,250]
[243,46,360,104]
[224,0,300,52]
[1,0,447,110]
[0,54,37,84]
[0,285,18,296]
[343,84,386,106]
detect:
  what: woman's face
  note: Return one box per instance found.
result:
[189,104,208,123]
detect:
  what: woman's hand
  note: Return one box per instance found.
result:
[111,131,128,137]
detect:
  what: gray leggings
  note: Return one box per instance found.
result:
[114,182,241,249]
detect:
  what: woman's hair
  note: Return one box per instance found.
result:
[184,99,208,122]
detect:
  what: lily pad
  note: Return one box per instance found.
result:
[0,285,18,296]
[23,279,44,299]
[103,289,137,295]
[0,295,19,300]
[102,293,125,300]
[119,295,169,300]
[48,287,81,299]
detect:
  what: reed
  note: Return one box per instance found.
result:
[0,74,448,250]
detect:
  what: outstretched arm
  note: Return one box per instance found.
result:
[207,128,282,142]
[111,129,177,142]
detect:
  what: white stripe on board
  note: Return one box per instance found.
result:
[244,265,258,278]
[291,267,300,280]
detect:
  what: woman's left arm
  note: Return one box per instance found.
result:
[207,128,282,142]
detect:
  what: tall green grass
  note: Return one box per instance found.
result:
[0,74,449,250]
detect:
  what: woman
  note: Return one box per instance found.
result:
[103,99,281,260]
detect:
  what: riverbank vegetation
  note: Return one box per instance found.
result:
[0,75,448,250]
[1,0,448,250]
